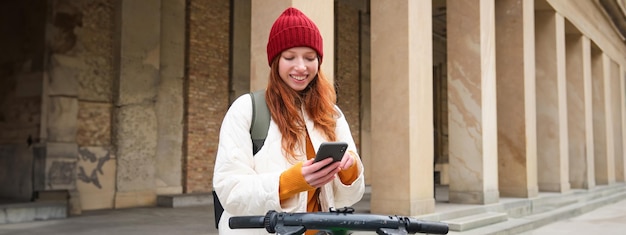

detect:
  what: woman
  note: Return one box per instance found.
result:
[213,7,365,234]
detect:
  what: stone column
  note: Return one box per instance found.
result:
[591,49,615,185]
[566,34,595,189]
[39,1,86,214]
[534,10,570,193]
[359,10,372,185]
[113,0,161,208]
[447,0,499,204]
[609,60,623,182]
[370,0,434,215]
[250,0,334,90]
[602,56,616,185]
[621,66,626,182]
[494,0,538,198]
[155,0,185,195]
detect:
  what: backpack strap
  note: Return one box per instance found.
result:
[250,90,270,155]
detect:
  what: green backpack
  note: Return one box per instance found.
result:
[213,90,270,228]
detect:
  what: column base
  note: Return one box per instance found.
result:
[371,196,435,216]
[538,182,571,193]
[449,188,499,205]
[500,185,538,198]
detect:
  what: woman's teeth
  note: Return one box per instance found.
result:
[291,75,306,81]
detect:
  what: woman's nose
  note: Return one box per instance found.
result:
[294,58,306,70]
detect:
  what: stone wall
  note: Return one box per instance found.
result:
[185,0,230,193]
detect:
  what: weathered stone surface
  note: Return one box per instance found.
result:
[152,0,185,195]
[43,142,78,190]
[77,102,111,146]
[47,97,78,142]
[115,0,161,106]
[78,57,113,102]
[46,142,78,159]
[45,159,76,190]
[48,54,81,96]
[114,104,157,192]
[75,0,114,102]
[76,146,116,210]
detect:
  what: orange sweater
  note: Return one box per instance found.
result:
[278,134,359,234]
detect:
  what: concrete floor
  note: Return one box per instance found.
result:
[0,206,218,235]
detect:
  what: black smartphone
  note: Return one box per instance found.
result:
[313,142,348,163]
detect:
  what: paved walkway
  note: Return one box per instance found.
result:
[519,198,626,235]
[1,197,626,235]
[0,205,218,235]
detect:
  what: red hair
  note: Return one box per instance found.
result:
[266,58,338,158]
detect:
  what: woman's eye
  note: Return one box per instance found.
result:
[306,57,316,61]
[283,57,294,60]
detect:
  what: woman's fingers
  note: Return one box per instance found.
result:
[339,153,354,170]
[302,159,341,187]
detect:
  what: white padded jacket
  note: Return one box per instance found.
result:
[213,93,365,234]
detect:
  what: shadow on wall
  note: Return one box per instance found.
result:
[0,144,34,203]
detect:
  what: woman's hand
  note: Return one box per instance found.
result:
[301,158,341,188]
[339,152,355,170]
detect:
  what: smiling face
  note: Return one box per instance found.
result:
[278,47,319,91]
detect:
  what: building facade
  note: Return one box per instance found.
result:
[1,0,625,219]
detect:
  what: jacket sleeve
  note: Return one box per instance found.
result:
[329,106,365,207]
[213,94,283,216]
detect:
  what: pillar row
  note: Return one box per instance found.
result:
[447,0,499,204]
[495,0,538,198]
[113,0,161,208]
[621,66,626,181]
[602,56,616,184]
[155,0,185,195]
[566,34,595,189]
[609,60,624,182]
[370,0,435,216]
[591,49,615,185]
[535,10,570,193]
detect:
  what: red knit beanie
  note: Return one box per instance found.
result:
[266,7,323,66]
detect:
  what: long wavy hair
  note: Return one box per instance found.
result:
[266,57,338,159]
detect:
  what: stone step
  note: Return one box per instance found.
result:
[442,212,508,231]
[443,185,626,235]
[156,193,213,208]
[531,198,578,215]
[0,201,67,224]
